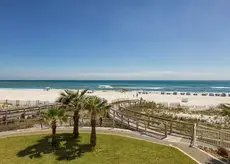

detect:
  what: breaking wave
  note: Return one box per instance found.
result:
[98,85,164,90]
[98,85,114,89]
[210,87,230,89]
[117,86,164,90]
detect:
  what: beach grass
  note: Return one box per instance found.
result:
[0,133,196,164]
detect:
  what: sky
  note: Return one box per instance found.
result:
[0,0,230,80]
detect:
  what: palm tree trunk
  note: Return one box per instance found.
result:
[90,110,96,147]
[52,121,57,136]
[73,110,79,138]
[51,121,57,149]
[99,117,102,127]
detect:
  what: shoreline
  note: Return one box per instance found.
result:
[0,87,230,93]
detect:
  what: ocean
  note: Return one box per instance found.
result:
[0,80,230,93]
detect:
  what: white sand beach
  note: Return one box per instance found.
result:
[0,89,230,108]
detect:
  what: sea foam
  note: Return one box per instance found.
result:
[98,85,114,89]
[210,87,230,89]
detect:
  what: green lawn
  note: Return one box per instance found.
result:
[0,133,197,164]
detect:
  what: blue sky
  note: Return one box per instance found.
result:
[0,0,230,80]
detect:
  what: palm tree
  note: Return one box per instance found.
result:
[41,108,67,147]
[85,96,109,147]
[56,89,87,138]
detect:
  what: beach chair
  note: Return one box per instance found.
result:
[170,103,180,108]
[186,92,191,95]
[173,92,177,95]
[181,98,188,103]
[209,93,214,96]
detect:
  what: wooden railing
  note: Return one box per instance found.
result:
[0,104,56,125]
[111,99,230,149]
[0,100,50,109]
[108,106,196,145]
[197,125,230,148]
[111,99,140,104]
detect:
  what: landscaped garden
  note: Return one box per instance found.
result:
[0,133,197,164]
[0,90,199,163]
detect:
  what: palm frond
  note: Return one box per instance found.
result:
[41,108,67,126]
[80,89,88,97]
[65,89,74,95]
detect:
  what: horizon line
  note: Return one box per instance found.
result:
[0,79,230,81]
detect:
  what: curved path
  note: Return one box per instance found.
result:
[0,127,225,164]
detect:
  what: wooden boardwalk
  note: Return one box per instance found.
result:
[110,99,230,150]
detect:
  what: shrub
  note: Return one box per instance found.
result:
[217,147,229,158]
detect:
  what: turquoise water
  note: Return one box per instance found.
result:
[0,80,230,92]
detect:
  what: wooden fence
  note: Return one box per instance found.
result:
[108,106,196,146]
[0,100,51,110]
[197,125,230,148]
[0,104,56,125]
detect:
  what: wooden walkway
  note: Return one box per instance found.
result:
[110,99,230,150]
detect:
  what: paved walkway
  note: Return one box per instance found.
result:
[0,127,226,164]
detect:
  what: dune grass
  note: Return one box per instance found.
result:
[0,133,197,164]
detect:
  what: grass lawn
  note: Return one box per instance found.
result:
[0,133,197,164]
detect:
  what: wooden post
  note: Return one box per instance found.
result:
[113,110,115,128]
[23,108,26,119]
[169,121,172,134]
[164,122,167,138]
[219,130,224,147]
[147,114,150,128]
[121,114,123,127]
[4,110,8,125]
[190,123,197,147]
[127,117,130,128]
[218,130,221,146]
[144,122,147,134]
[16,100,19,106]
[136,120,139,131]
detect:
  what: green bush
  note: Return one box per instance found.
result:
[217,147,229,158]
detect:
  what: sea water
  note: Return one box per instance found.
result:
[0,80,230,92]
